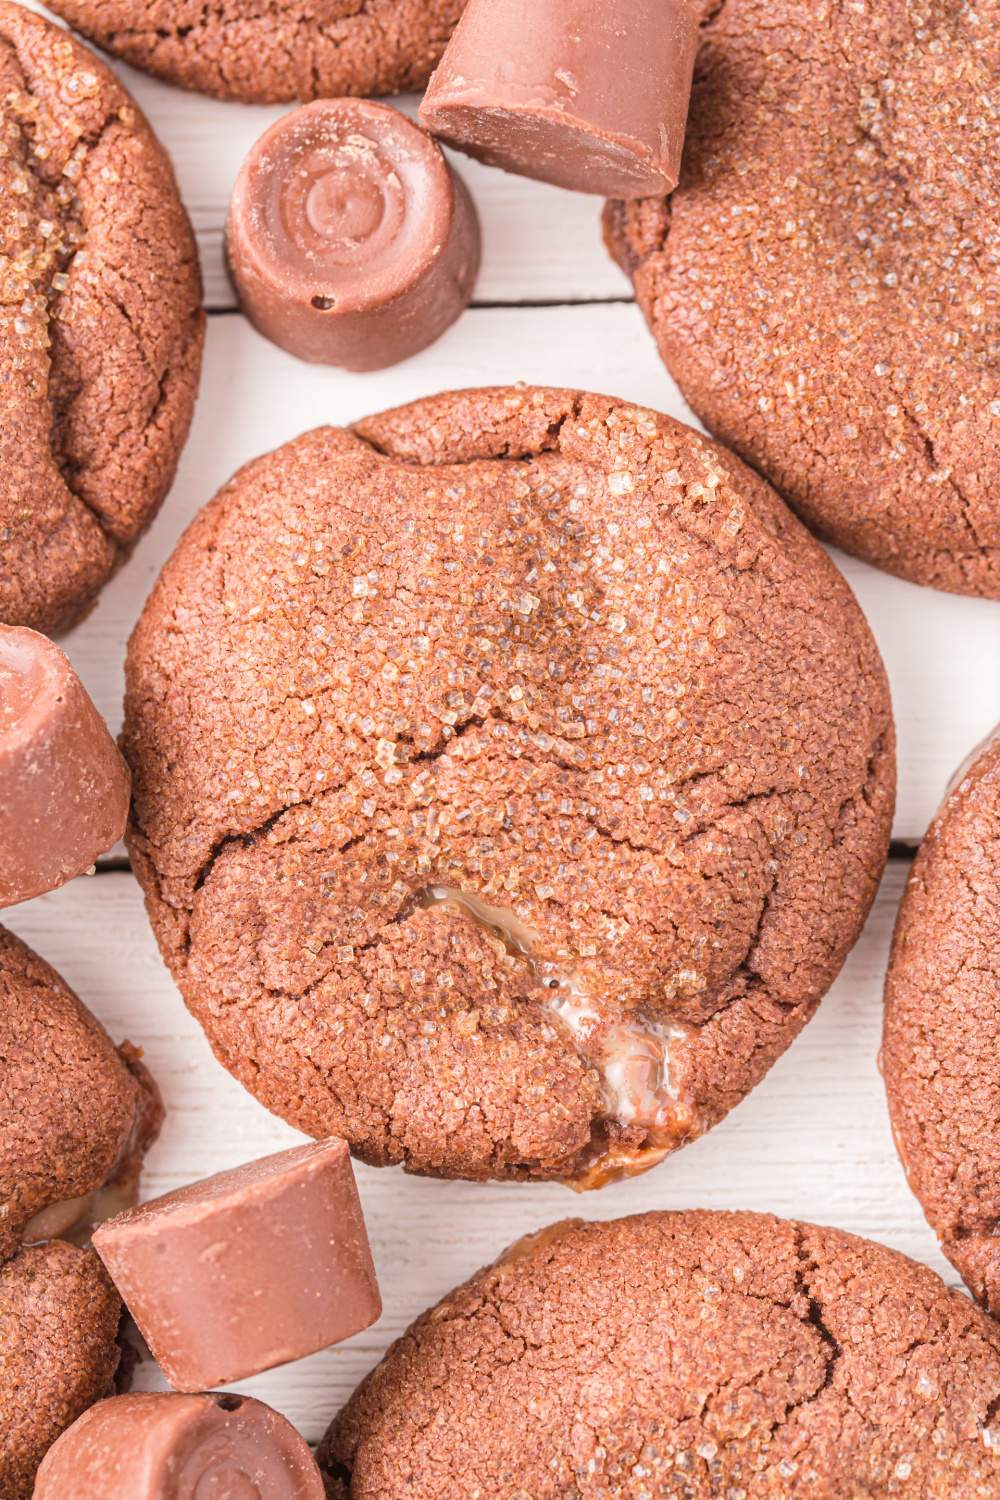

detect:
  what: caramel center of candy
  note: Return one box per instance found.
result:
[420,885,690,1181]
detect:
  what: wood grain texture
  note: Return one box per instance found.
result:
[59,309,1000,848]
[2,861,949,1443]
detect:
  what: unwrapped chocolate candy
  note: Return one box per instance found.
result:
[33,1392,325,1499]
[420,0,700,197]
[226,100,480,370]
[93,1138,381,1391]
[0,626,129,908]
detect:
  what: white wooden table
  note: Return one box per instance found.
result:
[7,21,1000,1445]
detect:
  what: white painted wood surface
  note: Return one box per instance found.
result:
[2,863,954,1443]
[10,0,1000,1454]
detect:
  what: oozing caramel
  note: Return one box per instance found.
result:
[419,885,694,1186]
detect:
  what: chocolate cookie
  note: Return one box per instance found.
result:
[124,387,893,1188]
[0,1239,121,1500]
[45,0,465,105]
[0,924,162,1260]
[320,1211,1000,1498]
[884,731,1000,1315]
[0,3,203,633]
[605,1,1000,596]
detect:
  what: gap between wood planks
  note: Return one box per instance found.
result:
[203,296,636,316]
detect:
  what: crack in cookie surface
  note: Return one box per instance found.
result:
[418,882,694,1187]
[124,386,893,1184]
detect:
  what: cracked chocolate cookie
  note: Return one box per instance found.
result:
[884,730,1000,1316]
[0,2,203,633]
[124,386,893,1188]
[44,0,466,104]
[0,923,163,1260]
[605,0,1000,596]
[318,1211,1000,1498]
[0,1239,122,1500]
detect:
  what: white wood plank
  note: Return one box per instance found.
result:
[2,861,949,1442]
[59,307,1000,848]
[27,2,627,310]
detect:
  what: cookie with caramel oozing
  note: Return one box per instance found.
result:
[124,386,893,1186]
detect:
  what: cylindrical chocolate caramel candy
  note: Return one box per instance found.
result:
[0,626,129,909]
[93,1138,381,1392]
[226,100,481,370]
[420,0,700,198]
[33,1392,325,1499]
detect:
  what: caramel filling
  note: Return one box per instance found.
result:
[420,885,691,1185]
[21,1163,142,1247]
[21,1191,99,1245]
[20,1105,145,1248]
